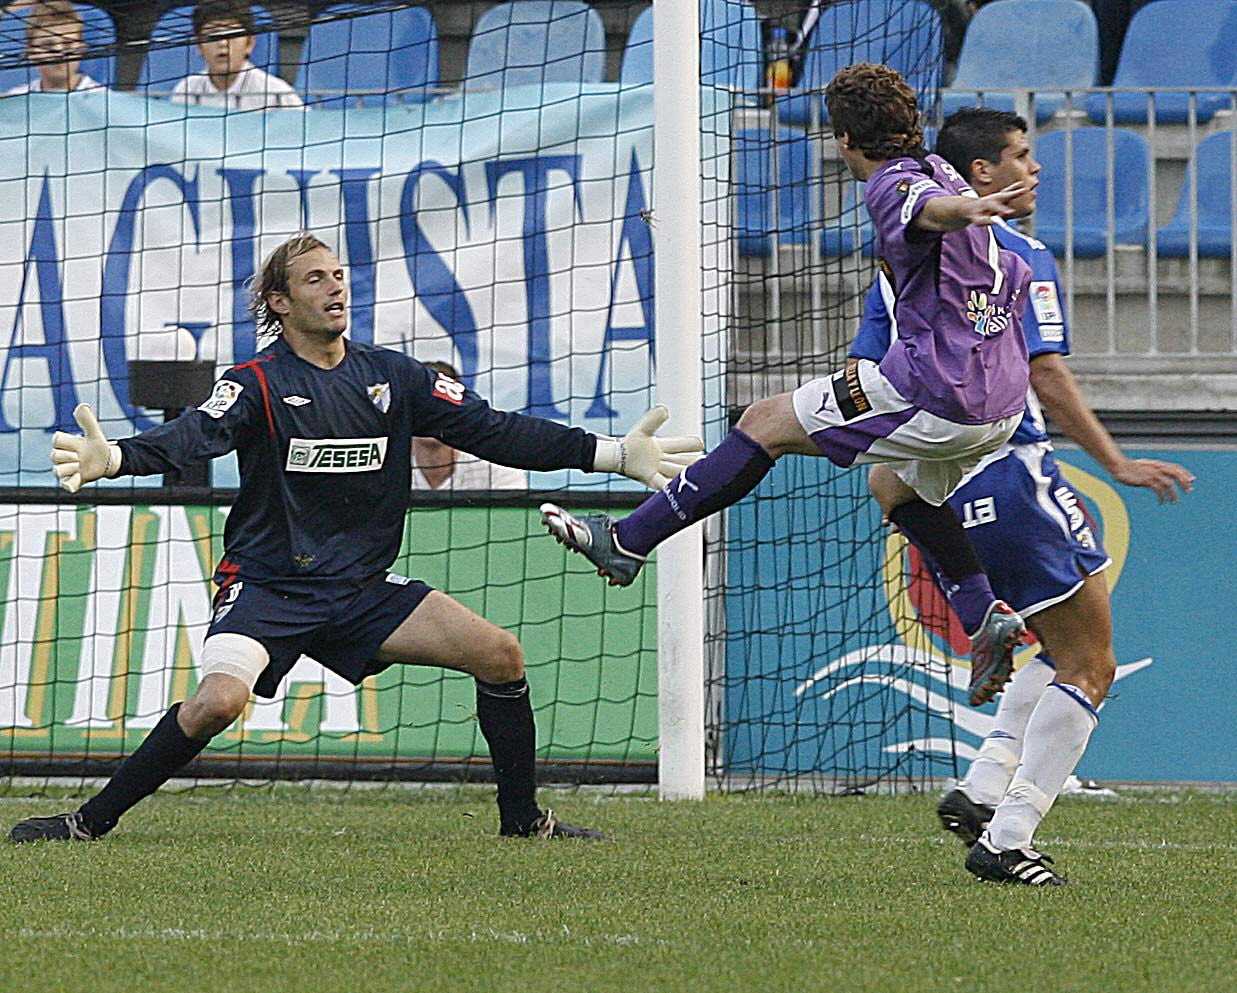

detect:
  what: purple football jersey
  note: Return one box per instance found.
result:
[864,153,1031,425]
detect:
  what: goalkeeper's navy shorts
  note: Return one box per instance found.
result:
[206,570,433,698]
[947,441,1111,618]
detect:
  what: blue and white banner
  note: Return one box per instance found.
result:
[725,447,1235,785]
[0,85,726,486]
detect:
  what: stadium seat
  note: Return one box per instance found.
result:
[1033,128,1150,257]
[821,180,875,258]
[296,5,439,107]
[1085,0,1237,124]
[735,127,819,257]
[941,0,1098,125]
[776,0,942,127]
[1157,132,1237,257]
[620,0,763,98]
[138,3,277,93]
[0,2,116,93]
[464,0,604,90]
[735,129,873,259]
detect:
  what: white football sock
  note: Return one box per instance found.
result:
[961,655,1056,807]
[985,681,1098,852]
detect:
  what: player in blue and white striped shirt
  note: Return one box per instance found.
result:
[854,109,1194,884]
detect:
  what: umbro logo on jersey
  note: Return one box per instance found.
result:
[285,437,388,473]
[282,395,311,406]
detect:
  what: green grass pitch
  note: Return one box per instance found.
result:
[0,786,1233,993]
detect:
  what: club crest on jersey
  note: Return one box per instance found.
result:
[199,379,243,419]
[286,437,388,473]
[367,382,391,413]
[432,372,465,406]
[966,290,1011,338]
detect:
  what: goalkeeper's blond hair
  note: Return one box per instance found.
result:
[249,233,332,336]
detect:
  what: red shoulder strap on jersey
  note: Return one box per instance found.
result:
[233,355,278,440]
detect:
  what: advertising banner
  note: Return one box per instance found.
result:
[725,447,1236,784]
[0,502,658,770]
[0,85,725,487]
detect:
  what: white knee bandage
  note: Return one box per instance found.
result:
[976,736,1022,774]
[200,633,270,692]
[1005,775,1056,817]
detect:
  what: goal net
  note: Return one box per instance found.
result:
[0,0,959,795]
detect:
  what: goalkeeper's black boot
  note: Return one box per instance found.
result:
[937,788,994,846]
[9,810,97,844]
[502,808,608,840]
[966,835,1067,886]
[540,503,645,587]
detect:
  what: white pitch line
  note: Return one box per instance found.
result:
[850,834,1237,853]
[7,925,659,947]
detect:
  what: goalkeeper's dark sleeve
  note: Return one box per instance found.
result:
[406,360,597,473]
[116,374,255,476]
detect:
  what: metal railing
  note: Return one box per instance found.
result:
[731,87,1237,410]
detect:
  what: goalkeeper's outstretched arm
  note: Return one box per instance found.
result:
[411,362,702,490]
[50,380,255,491]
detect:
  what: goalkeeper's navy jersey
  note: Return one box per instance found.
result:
[117,337,596,584]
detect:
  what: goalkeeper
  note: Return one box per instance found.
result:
[9,233,700,844]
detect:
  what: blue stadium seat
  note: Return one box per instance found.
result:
[296,6,439,107]
[1033,128,1150,257]
[941,0,1098,125]
[138,3,277,92]
[1157,132,1237,257]
[621,1,763,97]
[821,181,875,258]
[734,128,819,257]
[735,129,872,259]
[776,0,941,127]
[1085,0,1237,124]
[618,7,652,85]
[465,1,604,90]
[0,2,116,92]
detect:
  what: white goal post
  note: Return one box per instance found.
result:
[654,0,706,800]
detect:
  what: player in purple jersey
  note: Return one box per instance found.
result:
[857,109,1194,884]
[10,234,702,845]
[540,64,1037,706]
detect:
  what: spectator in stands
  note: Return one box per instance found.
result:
[412,361,528,491]
[6,1,107,95]
[1093,0,1155,84]
[170,0,301,110]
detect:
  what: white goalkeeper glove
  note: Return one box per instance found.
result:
[50,403,122,494]
[592,405,704,490]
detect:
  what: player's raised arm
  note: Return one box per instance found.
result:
[913,180,1035,232]
[1029,353,1195,503]
[410,363,702,490]
[51,373,257,491]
